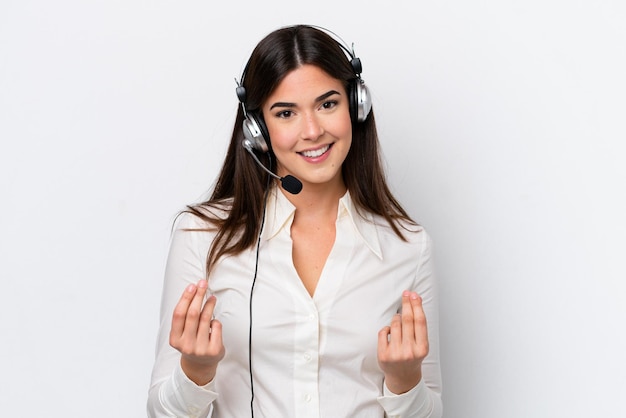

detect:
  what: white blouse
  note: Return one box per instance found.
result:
[147,187,443,417]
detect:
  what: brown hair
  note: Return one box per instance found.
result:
[185,25,415,274]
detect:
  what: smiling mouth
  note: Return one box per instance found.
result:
[298,144,332,158]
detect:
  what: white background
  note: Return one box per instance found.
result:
[1,1,625,417]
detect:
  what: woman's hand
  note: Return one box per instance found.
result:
[377,290,429,394]
[169,279,225,386]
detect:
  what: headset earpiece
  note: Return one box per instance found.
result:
[236,84,271,153]
[242,111,270,153]
[350,78,372,123]
[346,51,371,123]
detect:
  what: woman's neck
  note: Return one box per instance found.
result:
[279,177,347,219]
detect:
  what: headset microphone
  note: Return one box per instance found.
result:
[243,140,303,194]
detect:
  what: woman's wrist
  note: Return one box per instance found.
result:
[384,371,422,395]
[180,356,218,386]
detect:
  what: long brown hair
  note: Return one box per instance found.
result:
[185,25,415,274]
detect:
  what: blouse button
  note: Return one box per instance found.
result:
[304,393,312,403]
[303,352,312,362]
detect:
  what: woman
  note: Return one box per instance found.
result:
[148,24,442,417]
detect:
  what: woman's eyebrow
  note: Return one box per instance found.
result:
[269,101,295,110]
[316,90,341,102]
[269,90,341,111]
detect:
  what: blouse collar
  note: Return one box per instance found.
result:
[262,186,383,260]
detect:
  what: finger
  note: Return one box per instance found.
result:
[171,283,198,339]
[209,319,223,346]
[389,313,403,347]
[401,290,416,345]
[377,325,392,363]
[410,292,429,342]
[184,280,208,337]
[378,325,391,349]
[196,295,217,343]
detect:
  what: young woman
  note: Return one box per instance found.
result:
[148,24,443,418]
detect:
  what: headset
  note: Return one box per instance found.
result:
[235,25,373,156]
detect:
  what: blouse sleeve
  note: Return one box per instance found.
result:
[146,212,219,418]
[377,230,443,417]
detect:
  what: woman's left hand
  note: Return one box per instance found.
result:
[377,290,429,394]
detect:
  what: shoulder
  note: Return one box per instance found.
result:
[369,214,433,255]
[367,212,427,239]
[398,218,431,246]
[174,199,234,230]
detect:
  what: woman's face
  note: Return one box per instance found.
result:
[262,64,352,192]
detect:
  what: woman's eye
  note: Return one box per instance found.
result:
[321,100,338,110]
[276,110,293,119]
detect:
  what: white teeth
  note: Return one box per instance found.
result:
[300,144,330,158]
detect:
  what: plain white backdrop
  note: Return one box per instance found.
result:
[1,1,625,417]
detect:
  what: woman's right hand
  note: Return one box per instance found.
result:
[169,279,225,386]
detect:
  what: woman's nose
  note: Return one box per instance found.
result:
[300,113,324,140]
